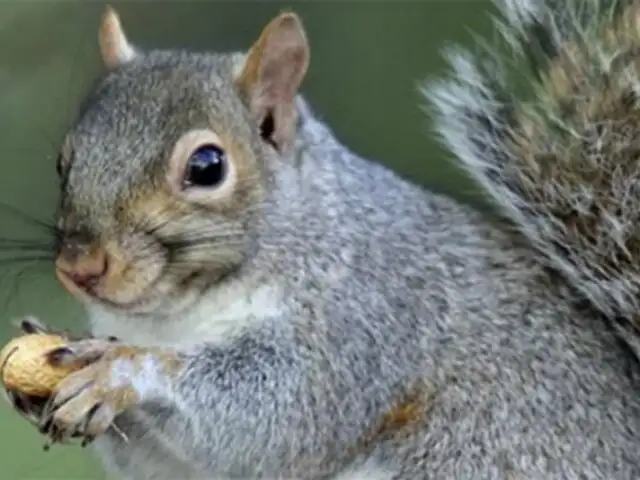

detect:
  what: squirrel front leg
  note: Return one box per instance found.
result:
[39,318,413,477]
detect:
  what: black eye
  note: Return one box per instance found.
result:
[183,144,227,189]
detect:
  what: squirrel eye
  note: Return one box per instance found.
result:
[183,144,227,189]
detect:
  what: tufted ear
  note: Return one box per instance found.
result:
[98,6,137,70]
[236,12,310,151]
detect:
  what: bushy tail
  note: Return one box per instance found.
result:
[425,0,640,355]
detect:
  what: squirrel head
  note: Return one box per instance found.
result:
[53,7,310,315]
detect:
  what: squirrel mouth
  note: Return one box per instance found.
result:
[55,268,151,313]
[56,263,205,315]
[91,281,181,315]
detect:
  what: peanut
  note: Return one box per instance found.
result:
[0,334,79,397]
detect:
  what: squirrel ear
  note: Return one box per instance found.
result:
[99,6,136,70]
[236,12,310,151]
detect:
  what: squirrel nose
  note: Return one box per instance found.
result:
[55,238,108,293]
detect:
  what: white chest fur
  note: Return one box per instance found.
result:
[87,282,285,347]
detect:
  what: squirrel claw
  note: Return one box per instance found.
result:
[41,425,74,451]
[14,316,50,335]
[81,434,96,448]
[2,386,47,426]
[45,338,117,368]
[38,345,136,445]
[45,346,76,366]
[12,316,75,340]
[2,386,88,451]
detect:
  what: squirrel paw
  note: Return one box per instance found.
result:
[1,317,126,449]
[38,341,156,448]
[2,317,74,436]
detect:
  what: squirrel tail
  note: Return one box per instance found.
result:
[424,0,640,354]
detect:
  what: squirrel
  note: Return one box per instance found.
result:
[4,0,640,478]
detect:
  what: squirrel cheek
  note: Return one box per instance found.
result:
[100,258,165,305]
[56,237,163,306]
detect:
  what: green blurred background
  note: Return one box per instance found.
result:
[0,1,494,477]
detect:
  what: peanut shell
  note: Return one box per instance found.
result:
[0,334,78,397]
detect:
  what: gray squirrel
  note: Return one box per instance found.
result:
[4,0,640,478]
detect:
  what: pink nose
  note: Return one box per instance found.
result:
[55,241,108,294]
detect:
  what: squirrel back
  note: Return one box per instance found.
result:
[427,0,640,357]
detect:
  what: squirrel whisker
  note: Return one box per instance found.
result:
[0,256,55,266]
[0,239,56,252]
[0,202,57,233]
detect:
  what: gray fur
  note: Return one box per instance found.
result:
[56,2,640,478]
[427,0,640,358]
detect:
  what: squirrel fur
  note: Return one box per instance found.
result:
[428,0,640,360]
[5,1,640,478]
